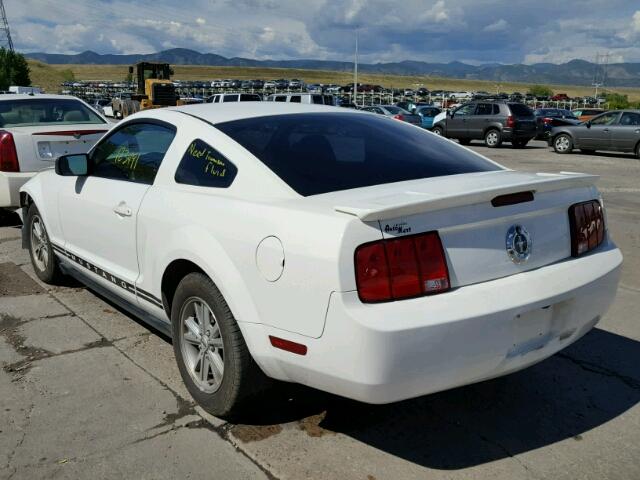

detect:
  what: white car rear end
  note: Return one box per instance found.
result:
[0,94,108,208]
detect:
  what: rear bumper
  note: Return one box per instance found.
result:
[502,128,536,142]
[255,241,622,404]
[0,172,36,208]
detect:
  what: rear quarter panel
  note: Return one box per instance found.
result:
[134,111,381,339]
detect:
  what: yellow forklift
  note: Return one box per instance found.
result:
[113,62,181,118]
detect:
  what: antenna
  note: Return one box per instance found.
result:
[0,0,13,51]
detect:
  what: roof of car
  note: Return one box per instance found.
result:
[161,102,352,125]
[0,94,83,101]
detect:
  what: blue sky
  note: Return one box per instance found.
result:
[7,0,640,64]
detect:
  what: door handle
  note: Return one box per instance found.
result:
[635,129,640,134]
[113,202,132,217]
[603,128,609,132]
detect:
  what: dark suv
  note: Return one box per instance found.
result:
[432,101,537,148]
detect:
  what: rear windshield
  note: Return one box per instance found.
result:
[0,98,105,127]
[508,103,534,117]
[383,106,404,114]
[216,113,500,196]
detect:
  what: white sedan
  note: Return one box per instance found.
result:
[19,103,622,418]
[0,94,109,209]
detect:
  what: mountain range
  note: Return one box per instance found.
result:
[25,48,640,87]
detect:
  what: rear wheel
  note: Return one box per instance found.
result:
[432,126,444,136]
[171,273,270,420]
[553,134,573,154]
[26,204,63,284]
[484,129,502,148]
[635,143,640,159]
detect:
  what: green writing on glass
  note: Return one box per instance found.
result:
[112,145,140,172]
[188,141,227,178]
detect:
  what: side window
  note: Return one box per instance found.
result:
[312,95,324,105]
[591,112,619,126]
[454,104,476,116]
[475,103,493,115]
[175,139,238,188]
[90,122,176,185]
[223,95,239,103]
[620,112,640,126]
[492,104,500,115]
[213,96,220,103]
[290,95,302,103]
[274,96,286,102]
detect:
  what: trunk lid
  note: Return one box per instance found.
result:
[329,170,599,288]
[9,126,108,172]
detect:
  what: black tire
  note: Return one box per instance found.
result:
[171,272,271,420]
[26,203,63,284]
[512,140,529,149]
[635,143,640,159]
[553,134,573,154]
[431,126,444,136]
[458,139,471,146]
[484,129,502,148]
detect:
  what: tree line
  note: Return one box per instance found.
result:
[0,48,31,91]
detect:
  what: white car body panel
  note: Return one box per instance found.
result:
[0,94,109,208]
[19,102,622,405]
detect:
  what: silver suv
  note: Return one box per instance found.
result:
[432,101,537,148]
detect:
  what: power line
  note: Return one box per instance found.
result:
[0,0,13,51]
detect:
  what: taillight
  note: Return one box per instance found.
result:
[543,117,554,125]
[355,232,450,303]
[0,131,19,172]
[569,200,605,257]
[393,114,405,121]
[506,115,516,128]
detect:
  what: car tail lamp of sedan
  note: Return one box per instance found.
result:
[393,114,405,121]
[569,200,605,257]
[355,232,450,302]
[0,131,19,172]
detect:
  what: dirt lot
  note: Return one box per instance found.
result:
[1,140,639,480]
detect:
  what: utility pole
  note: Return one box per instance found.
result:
[353,29,359,107]
[0,0,14,51]
[592,52,610,100]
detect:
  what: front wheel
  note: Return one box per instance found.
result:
[171,273,271,420]
[26,204,63,284]
[553,134,573,154]
[431,126,444,136]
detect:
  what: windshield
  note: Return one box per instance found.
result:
[0,98,105,127]
[216,112,500,196]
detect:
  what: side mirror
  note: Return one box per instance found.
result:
[448,110,454,118]
[55,154,89,176]
[585,121,591,128]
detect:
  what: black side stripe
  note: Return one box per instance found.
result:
[51,243,163,309]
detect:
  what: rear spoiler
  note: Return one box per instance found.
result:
[334,172,599,222]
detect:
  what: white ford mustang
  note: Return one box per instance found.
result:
[19,103,622,418]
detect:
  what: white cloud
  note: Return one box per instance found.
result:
[483,19,508,32]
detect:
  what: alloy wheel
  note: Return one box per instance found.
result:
[555,135,571,152]
[486,131,499,146]
[179,297,225,393]
[30,215,49,272]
